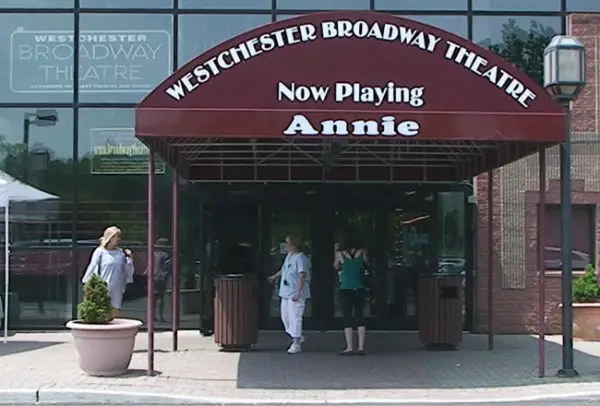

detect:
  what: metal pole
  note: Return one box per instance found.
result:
[557,105,578,378]
[147,150,156,376]
[3,200,9,343]
[487,169,494,351]
[538,148,546,378]
[171,167,180,351]
[22,117,30,182]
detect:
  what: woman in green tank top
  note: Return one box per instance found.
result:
[334,231,368,356]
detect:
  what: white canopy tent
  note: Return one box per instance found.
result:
[0,171,59,343]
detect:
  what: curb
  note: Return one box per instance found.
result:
[2,388,600,404]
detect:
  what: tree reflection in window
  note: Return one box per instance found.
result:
[475,17,559,86]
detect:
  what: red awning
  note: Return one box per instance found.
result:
[136,11,564,182]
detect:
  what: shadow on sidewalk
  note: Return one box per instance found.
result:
[0,340,62,357]
[235,332,600,390]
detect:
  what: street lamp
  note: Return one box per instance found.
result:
[543,35,586,378]
[22,109,58,181]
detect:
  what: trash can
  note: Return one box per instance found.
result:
[214,274,258,351]
[418,275,463,349]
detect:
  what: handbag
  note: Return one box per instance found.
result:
[360,255,374,290]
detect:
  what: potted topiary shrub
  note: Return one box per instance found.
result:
[572,264,600,341]
[66,274,143,376]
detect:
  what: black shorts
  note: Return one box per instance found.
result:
[340,289,366,328]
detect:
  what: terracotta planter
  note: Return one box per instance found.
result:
[66,318,143,377]
[572,303,600,341]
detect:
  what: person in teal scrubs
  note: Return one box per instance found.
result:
[334,231,368,356]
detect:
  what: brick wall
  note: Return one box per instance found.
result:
[473,13,600,334]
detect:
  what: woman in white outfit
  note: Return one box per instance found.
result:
[82,226,135,319]
[268,235,311,354]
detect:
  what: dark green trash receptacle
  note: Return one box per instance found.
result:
[214,274,258,351]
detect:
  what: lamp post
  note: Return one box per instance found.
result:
[543,35,586,378]
[22,109,58,182]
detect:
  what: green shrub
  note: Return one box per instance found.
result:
[77,273,113,324]
[573,264,600,303]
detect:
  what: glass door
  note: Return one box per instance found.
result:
[332,210,376,324]
[376,204,434,329]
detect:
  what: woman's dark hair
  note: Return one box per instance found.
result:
[341,228,361,251]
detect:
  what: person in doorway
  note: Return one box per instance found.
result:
[334,230,368,356]
[82,226,135,319]
[145,237,172,322]
[268,235,311,354]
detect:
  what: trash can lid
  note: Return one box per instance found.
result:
[217,274,246,279]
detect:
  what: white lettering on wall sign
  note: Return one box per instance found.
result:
[165,18,539,110]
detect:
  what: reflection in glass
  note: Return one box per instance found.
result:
[78,14,173,103]
[0,14,74,103]
[567,0,600,11]
[77,108,170,326]
[0,0,72,7]
[437,192,465,272]
[376,0,466,10]
[277,0,369,9]
[0,108,74,327]
[472,0,560,11]
[80,0,172,7]
[269,211,312,318]
[178,14,271,67]
[401,15,468,38]
[543,205,593,270]
[382,208,430,321]
[180,0,271,8]
[437,192,465,316]
[473,16,560,86]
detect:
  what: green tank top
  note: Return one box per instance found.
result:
[340,250,364,290]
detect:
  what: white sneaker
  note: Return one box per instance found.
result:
[287,343,302,354]
[289,336,305,346]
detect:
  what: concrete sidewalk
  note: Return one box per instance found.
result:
[2,331,600,404]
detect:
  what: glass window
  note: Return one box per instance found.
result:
[1,14,74,103]
[80,0,173,7]
[78,14,173,103]
[376,0,466,11]
[472,0,561,11]
[275,14,300,21]
[0,107,74,327]
[0,0,72,7]
[438,192,465,264]
[473,16,560,86]
[543,205,594,270]
[567,0,600,11]
[178,14,271,67]
[179,0,271,8]
[401,15,468,38]
[77,108,170,326]
[277,0,369,9]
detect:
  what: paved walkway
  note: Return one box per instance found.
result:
[2,331,600,403]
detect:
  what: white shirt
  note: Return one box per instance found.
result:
[278,252,311,300]
[82,247,134,292]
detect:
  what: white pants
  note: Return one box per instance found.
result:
[280,298,306,339]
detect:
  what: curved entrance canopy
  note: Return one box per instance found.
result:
[136,11,565,182]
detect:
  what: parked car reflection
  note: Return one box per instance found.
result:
[543,246,590,270]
